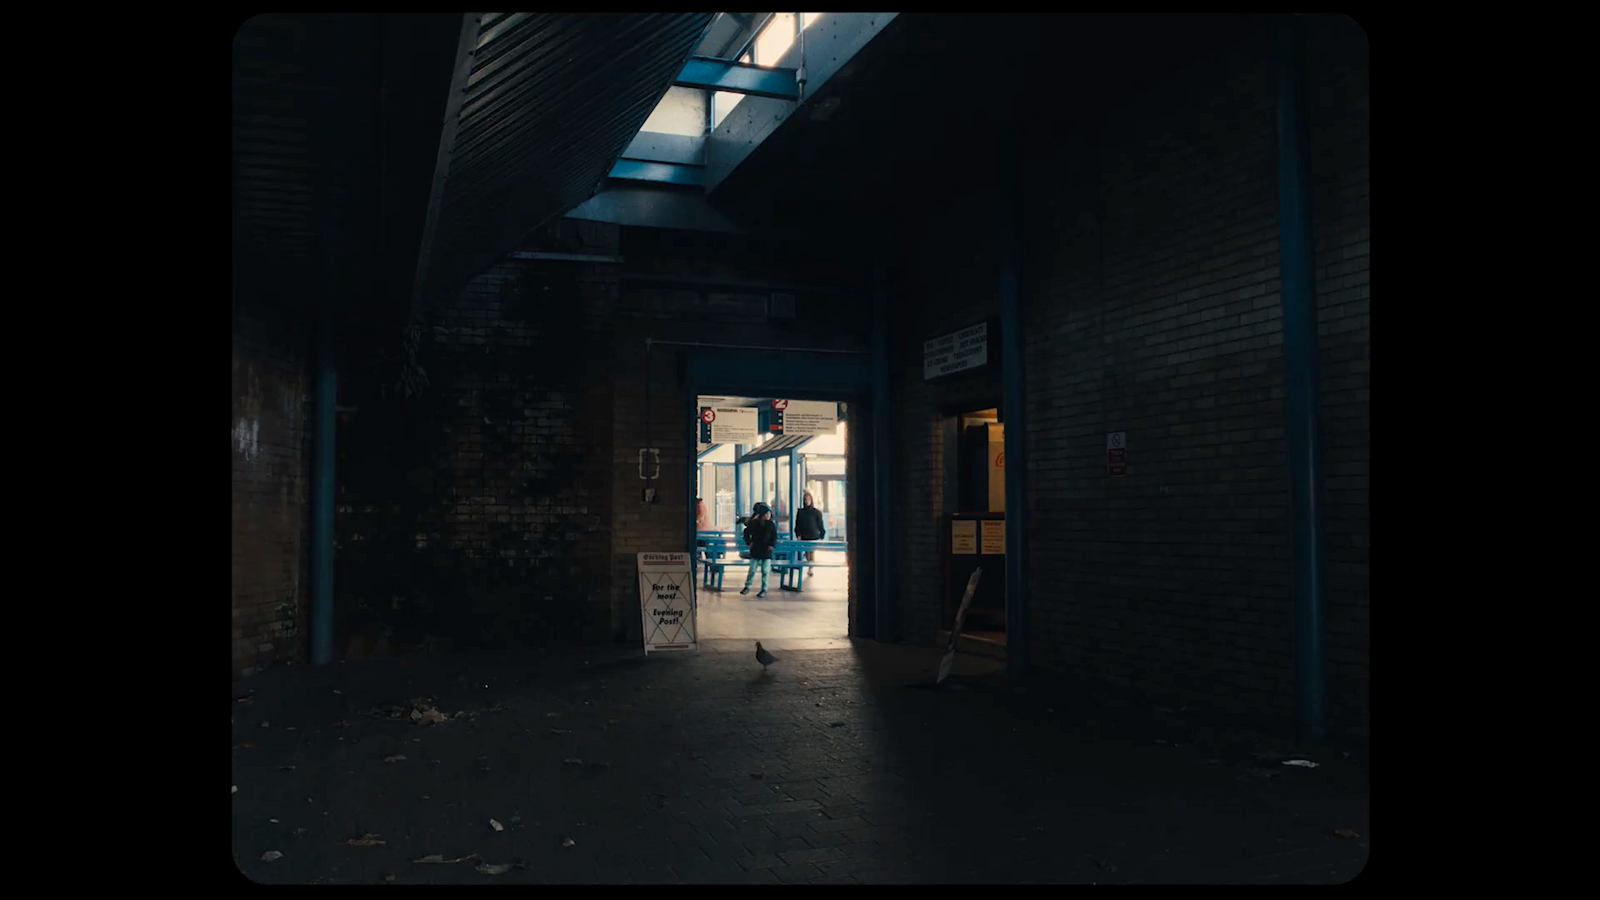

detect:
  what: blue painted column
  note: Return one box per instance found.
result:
[733,445,745,520]
[871,264,895,642]
[309,15,356,666]
[788,448,799,534]
[1275,15,1328,745]
[999,152,1029,678]
[310,315,337,665]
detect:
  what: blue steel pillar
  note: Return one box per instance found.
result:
[788,449,799,534]
[310,18,353,667]
[733,445,745,519]
[1275,15,1328,745]
[871,264,895,642]
[999,153,1029,677]
[310,315,337,665]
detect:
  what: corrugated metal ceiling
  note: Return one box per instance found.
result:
[232,15,322,283]
[418,12,716,305]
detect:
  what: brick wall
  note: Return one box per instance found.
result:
[888,186,1007,645]
[895,16,1369,736]
[606,229,872,641]
[231,295,311,679]
[1022,34,1295,720]
[334,220,618,651]
[334,223,873,649]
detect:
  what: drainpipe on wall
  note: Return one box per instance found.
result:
[1274,15,1328,745]
[309,18,354,667]
[310,314,337,665]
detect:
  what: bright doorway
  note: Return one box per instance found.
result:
[693,395,850,643]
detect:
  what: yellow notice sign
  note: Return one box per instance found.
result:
[951,519,977,555]
[981,519,1005,555]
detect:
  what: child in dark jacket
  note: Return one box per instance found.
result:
[741,502,777,597]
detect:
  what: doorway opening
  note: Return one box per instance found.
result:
[694,395,851,645]
[944,406,1006,654]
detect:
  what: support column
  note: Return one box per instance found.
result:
[310,315,337,665]
[999,153,1029,678]
[309,17,355,666]
[1275,15,1328,745]
[733,446,744,519]
[871,264,895,642]
[788,449,799,535]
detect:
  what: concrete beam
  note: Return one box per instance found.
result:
[639,85,710,138]
[620,131,706,166]
[564,184,744,234]
[705,13,899,193]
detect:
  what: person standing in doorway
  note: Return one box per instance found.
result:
[741,502,777,598]
[695,497,709,532]
[794,491,826,561]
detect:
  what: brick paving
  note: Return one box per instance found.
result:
[230,643,1369,884]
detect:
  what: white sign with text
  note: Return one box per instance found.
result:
[923,322,989,380]
[638,553,696,653]
[707,406,759,443]
[776,399,838,436]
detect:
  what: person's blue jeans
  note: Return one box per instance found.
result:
[742,558,770,592]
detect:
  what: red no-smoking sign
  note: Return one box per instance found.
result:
[1106,431,1127,477]
[701,408,716,424]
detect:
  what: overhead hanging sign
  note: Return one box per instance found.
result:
[772,399,838,436]
[703,406,758,443]
[923,322,989,380]
[638,552,696,654]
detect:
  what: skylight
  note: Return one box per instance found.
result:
[754,13,797,65]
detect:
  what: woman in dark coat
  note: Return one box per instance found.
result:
[794,491,826,560]
[740,502,777,597]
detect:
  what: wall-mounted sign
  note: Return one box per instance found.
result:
[773,399,838,436]
[923,322,989,381]
[951,519,977,554]
[638,552,696,653]
[703,406,758,443]
[980,519,1005,555]
[1107,431,1127,477]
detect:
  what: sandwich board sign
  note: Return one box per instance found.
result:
[638,552,697,653]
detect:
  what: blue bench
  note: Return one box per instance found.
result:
[771,539,848,591]
[698,538,745,590]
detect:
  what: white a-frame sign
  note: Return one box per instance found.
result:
[638,552,697,653]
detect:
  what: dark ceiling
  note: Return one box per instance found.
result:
[708,13,1271,256]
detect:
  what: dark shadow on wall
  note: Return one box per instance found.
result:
[333,251,613,656]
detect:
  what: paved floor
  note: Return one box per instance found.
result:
[231,642,1369,884]
[697,563,849,643]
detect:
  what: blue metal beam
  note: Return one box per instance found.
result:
[1275,16,1328,746]
[608,158,705,187]
[675,55,799,100]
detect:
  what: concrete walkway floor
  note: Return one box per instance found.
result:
[230,642,1369,884]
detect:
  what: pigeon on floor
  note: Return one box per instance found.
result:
[755,641,778,671]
